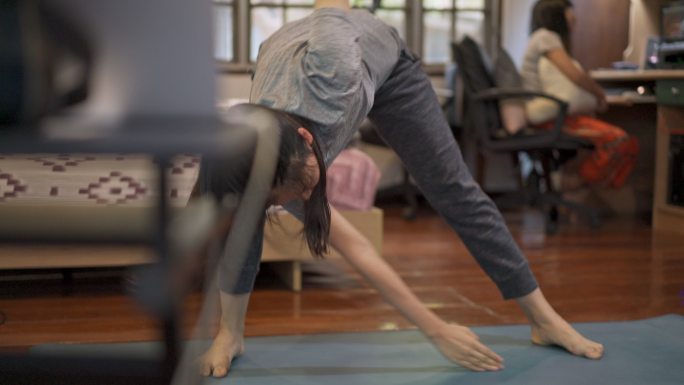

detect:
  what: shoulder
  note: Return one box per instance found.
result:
[529,28,563,49]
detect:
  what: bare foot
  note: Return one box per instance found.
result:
[199,328,245,378]
[530,316,604,359]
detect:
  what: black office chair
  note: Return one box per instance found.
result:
[452,36,600,234]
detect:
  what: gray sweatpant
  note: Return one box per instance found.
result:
[220,45,539,301]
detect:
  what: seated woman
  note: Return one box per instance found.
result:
[521,0,639,189]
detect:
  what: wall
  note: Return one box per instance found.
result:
[624,0,669,65]
[501,0,536,68]
[571,0,631,70]
[217,73,252,102]
[53,0,217,118]
[502,0,632,70]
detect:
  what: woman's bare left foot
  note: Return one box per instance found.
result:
[199,327,245,378]
[530,316,604,359]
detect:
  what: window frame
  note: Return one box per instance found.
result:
[247,1,317,62]
[214,0,238,64]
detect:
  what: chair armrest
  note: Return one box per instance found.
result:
[474,88,569,109]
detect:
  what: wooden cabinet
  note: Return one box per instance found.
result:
[571,0,631,70]
[654,106,684,233]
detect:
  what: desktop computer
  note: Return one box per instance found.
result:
[657,40,684,69]
[657,2,684,69]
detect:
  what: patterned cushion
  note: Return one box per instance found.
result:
[0,154,199,206]
[0,154,200,238]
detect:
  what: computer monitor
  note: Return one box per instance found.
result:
[644,36,661,69]
[661,2,684,41]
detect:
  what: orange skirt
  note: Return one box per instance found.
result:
[540,116,640,188]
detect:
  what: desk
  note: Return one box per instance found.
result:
[592,70,662,106]
[591,69,684,81]
[591,69,684,233]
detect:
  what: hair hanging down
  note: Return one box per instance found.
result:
[531,0,574,52]
[276,110,331,258]
[208,104,331,258]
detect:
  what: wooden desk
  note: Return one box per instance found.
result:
[605,94,656,106]
[591,70,684,233]
[588,70,658,215]
[591,69,684,81]
[653,107,684,234]
[591,70,664,106]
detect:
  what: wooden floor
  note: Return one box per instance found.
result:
[0,204,682,351]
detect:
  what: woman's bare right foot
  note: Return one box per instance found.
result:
[517,288,604,360]
[199,328,245,378]
[530,315,604,359]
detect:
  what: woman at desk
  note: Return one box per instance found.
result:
[522,0,639,188]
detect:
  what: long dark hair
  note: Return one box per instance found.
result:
[531,0,574,52]
[208,104,330,258]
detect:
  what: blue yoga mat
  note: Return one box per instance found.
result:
[33,315,684,385]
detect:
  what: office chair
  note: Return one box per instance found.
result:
[452,36,600,234]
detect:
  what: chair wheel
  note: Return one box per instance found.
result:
[545,219,558,235]
[545,207,559,235]
[549,207,559,221]
[402,206,417,220]
[588,213,601,229]
[525,172,541,205]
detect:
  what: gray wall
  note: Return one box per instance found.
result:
[501,0,536,68]
[53,0,217,119]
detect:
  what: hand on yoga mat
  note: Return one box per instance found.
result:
[427,323,504,372]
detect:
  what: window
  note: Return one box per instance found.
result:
[351,0,408,40]
[423,0,487,64]
[247,0,408,61]
[215,0,495,70]
[214,0,235,61]
[249,0,315,61]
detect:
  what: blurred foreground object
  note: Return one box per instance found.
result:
[0,0,92,128]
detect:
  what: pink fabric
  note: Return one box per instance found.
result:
[326,148,380,211]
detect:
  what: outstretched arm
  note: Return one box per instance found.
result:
[328,206,504,372]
